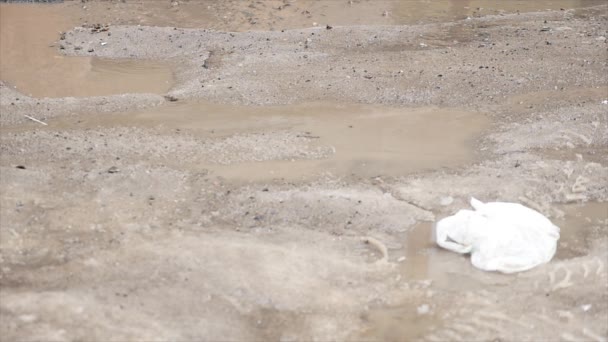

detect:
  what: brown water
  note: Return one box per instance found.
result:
[359,301,438,342]
[359,201,608,341]
[390,0,606,23]
[0,4,173,98]
[47,101,488,181]
[555,202,608,259]
[396,202,608,283]
[1,1,602,98]
[84,0,605,30]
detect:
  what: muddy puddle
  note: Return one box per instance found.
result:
[1,0,603,98]
[358,301,438,342]
[93,0,606,30]
[359,201,607,341]
[46,101,489,181]
[555,201,608,259]
[395,202,608,283]
[396,221,498,292]
[0,4,174,98]
[391,0,606,23]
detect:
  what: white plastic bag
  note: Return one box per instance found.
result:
[435,198,560,273]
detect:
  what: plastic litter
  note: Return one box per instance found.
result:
[435,197,560,273]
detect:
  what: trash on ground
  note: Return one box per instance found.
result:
[435,197,560,273]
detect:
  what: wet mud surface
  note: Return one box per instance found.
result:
[1,1,607,341]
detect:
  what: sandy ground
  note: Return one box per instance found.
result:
[1,1,607,341]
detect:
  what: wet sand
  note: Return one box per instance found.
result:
[1,1,607,341]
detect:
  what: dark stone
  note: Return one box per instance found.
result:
[107,166,120,174]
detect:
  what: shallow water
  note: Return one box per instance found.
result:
[391,0,606,23]
[1,0,603,98]
[396,202,608,282]
[555,202,608,259]
[0,4,173,98]
[123,0,607,30]
[360,201,608,341]
[47,101,489,181]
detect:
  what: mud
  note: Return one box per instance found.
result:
[1,1,607,341]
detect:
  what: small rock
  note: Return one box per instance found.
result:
[164,95,178,102]
[107,166,120,174]
[581,304,592,312]
[326,24,333,30]
[15,165,26,170]
[88,48,94,52]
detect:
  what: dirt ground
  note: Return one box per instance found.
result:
[0,1,607,341]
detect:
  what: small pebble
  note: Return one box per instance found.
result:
[107,166,120,174]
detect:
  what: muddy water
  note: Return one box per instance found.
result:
[359,201,608,341]
[0,4,173,98]
[391,0,606,24]
[395,202,608,283]
[397,221,489,291]
[359,301,438,342]
[48,101,488,181]
[556,202,608,259]
[1,0,602,97]
[112,0,606,30]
